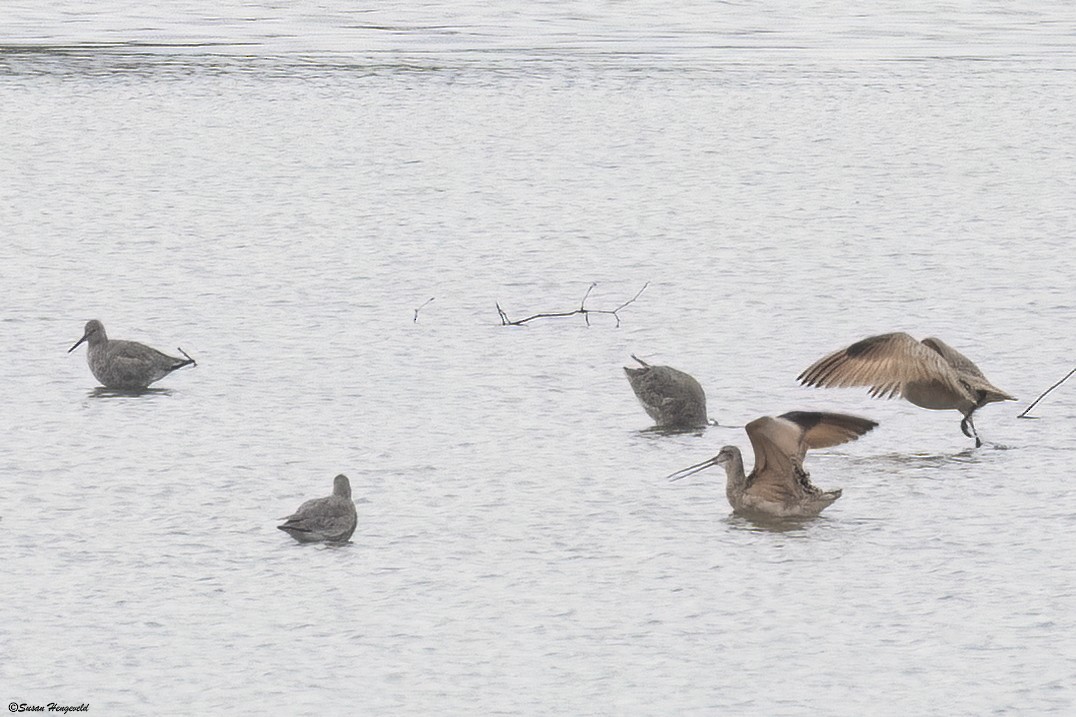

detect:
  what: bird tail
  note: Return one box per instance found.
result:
[983,389,1016,404]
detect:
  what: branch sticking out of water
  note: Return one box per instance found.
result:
[1017,366,1075,418]
[177,347,197,366]
[413,297,435,323]
[496,282,650,328]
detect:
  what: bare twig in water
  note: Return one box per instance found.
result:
[413,297,435,323]
[496,282,650,327]
[1017,366,1075,418]
[176,347,197,366]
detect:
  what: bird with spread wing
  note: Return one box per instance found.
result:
[669,411,877,518]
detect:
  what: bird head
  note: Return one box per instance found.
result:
[68,319,105,353]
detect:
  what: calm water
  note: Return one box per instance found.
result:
[2,2,1075,714]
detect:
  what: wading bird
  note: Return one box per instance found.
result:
[68,319,196,390]
[623,354,707,429]
[668,412,877,518]
[797,332,1014,447]
[278,474,358,544]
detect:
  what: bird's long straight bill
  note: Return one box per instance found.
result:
[67,334,89,353]
[667,456,719,482]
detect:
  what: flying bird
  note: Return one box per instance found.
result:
[797,332,1014,447]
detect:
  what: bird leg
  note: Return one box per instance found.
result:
[960,413,983,448]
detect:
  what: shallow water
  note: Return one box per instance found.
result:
[2,1,1075,714]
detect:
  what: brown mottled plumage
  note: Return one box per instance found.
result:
[623,354,707,429]
[669,412,877,518]
[797,332,1014,446]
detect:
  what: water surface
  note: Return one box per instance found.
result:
[2,1,1074,714]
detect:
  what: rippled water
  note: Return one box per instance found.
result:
[2,2,1074,714]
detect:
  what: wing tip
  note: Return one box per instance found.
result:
[779,411,879,448]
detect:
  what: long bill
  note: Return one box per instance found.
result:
[67,333,90,353]
[667,456,720,482]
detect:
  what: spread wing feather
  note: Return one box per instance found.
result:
[798,332,967,399]
[921,337,985,378]
[744,413,877,502]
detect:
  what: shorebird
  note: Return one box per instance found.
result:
[68,319,196,389]
[797,332,1015,447]
[278,474,358,544]
[623,354,707,429]
[668,411,877,518]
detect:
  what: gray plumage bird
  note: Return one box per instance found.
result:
[278,474,358,544]
[68,319,196,389]
[669,411,878,518]
[623,354,707,429]
[797,332,1015,447]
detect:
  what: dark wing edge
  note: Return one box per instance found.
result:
[921,337,985,378]
[779,411,879,450]
[797,332,961,399]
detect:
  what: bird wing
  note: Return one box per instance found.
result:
[297,511,355,538]
[108,339,183,368]
[744,416,808,503]
[778,411,879,450]
[797,332,966,400]
[281,496,326,522]
[744,413,877,502]
[920,337,987,378]
[921,337,1015,401]
[280,496,355,538]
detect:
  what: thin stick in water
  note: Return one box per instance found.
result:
[176,347,197,366]
[496,282,650,327]
[413,297,435,323]
[1017,366,1075,418]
